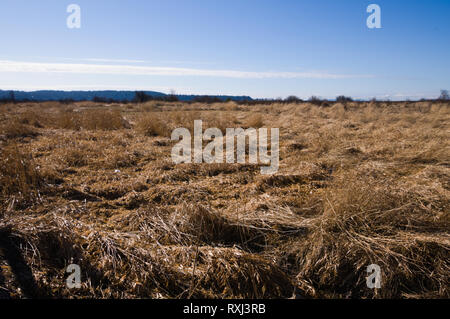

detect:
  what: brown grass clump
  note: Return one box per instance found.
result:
[51,109,81,130]
[81,109,127,130]
[0,143,44,208]
[206,112,239,134]
[291,175,449,298]
[136,113,170,137]
[61,147,91,167]
[0,119,39,139]
[174,204,266,248]
[45,109,128,130]
[245,113,265,128]
[115,204,265,249]
[18,110,44,128]
[189,247,294,298]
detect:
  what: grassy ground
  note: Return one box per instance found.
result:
[0,100,448,299]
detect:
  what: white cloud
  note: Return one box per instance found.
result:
[72,58,148,64]
[0,60,372,79]
[0,84,181,93]
[40,57,215,65]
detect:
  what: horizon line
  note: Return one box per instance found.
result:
[0,88,441,102]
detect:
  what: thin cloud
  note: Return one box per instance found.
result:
[0,84,182,92]
[0,60,373,79]
[75,58,148,64]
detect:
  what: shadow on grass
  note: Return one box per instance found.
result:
[0,227,48,299]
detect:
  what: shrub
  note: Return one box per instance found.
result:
[165,94,179,102]
[439,90,449,101]
[134,91,152,103]
[336,95,353,103]
[308,96,325,106]
[285,96,303,103]
[245,113,264,128]
[192,96,222,104]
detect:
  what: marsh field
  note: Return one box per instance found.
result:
[0,100,448,299]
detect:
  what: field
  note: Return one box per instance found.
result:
[0,100,449,299]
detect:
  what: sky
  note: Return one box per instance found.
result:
[0,0,449,100]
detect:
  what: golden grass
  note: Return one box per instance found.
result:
[245,113,265,128]
[0,143,43,209]
[136,113,171,137]
[0,119,38,139]
[0,101,448,299]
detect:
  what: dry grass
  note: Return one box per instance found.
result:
[0,143,44,209]
[0,101,448,299]
[36,108,130,131]
[136,113,171,137]
[0,119,38,139]
[286,174,449,298]
[245,113,265,128]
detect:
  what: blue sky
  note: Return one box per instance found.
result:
[0,0,449,99]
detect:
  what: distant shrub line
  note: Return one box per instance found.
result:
[1,90,449,105]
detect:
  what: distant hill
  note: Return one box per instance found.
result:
[0,90,253,102]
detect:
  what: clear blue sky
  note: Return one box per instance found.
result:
[0,0,449,99]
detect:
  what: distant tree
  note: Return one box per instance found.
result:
[162,90,177,102]
[308,96,323,106]
[285,96,302,103]
[439,90,449,101]
[192,96,221,103]
[134,91,152,103]
[336,95,353,103]
[165,94,179,102]
[9,91,16,104]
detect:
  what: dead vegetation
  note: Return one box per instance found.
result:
[0,101,448,299]
[0,143,43,208]
[136,113,171,137]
